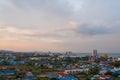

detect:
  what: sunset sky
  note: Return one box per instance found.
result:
[0,0,120,53]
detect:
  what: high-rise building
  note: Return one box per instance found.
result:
[93,50,97,57]
[89,50,99,62]
[92,49,98,61]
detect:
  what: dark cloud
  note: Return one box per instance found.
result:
[76,24,110,35]
[72,22,120,36]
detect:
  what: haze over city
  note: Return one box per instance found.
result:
[0,0,120,53]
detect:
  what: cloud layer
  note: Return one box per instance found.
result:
[0,0,120,52]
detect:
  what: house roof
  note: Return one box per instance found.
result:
[59,73,68,77]
[59,76,78,80]
[25,71,36,79]
[4,70,15,75]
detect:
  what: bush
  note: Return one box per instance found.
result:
[88,68,99,75]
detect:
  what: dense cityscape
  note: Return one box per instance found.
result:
[0,50,120,80]
[1,0,120,80]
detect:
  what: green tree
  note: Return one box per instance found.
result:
[114,61,120,67]
[88,68,99,75]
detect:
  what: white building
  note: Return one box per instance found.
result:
[117,57,120,61]
[64,68,89,74]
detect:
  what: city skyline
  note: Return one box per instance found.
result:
[0,0,120,53]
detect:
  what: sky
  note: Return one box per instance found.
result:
[0,0,120,53]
